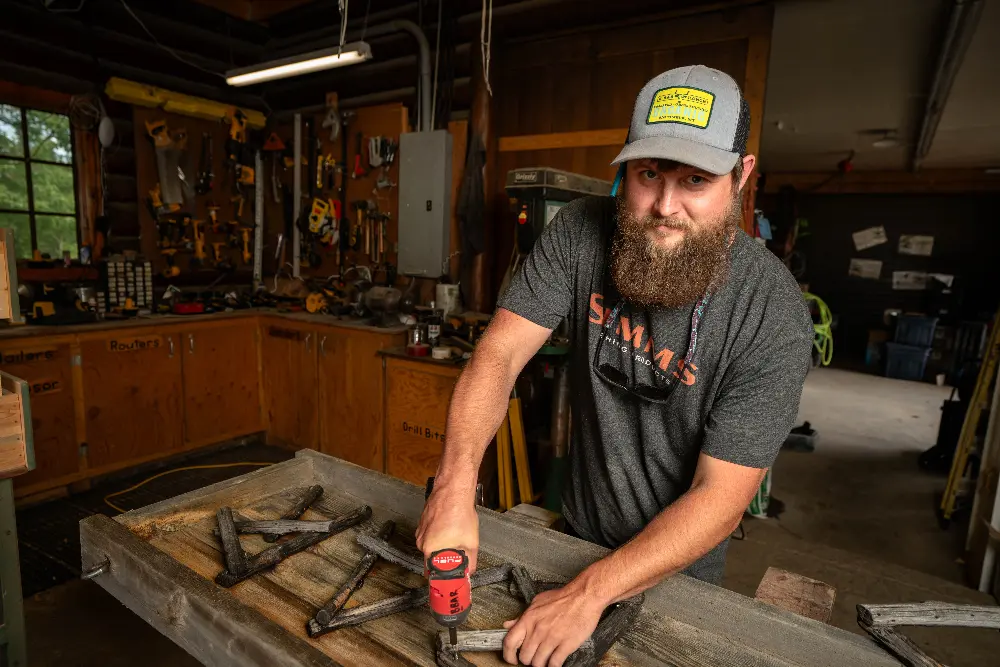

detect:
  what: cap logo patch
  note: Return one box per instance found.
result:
[646,87,714,128]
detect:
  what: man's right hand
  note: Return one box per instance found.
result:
[416,483,480,573]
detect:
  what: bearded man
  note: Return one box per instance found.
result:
[417,65,814,667]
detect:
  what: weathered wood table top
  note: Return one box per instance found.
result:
[79,450,898,666]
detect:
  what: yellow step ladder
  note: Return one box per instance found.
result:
[497,394,536,511]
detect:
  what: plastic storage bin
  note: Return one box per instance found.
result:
[894,315,938,347]
[885,342,932,381]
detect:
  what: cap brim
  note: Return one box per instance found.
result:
[611,136,739,176]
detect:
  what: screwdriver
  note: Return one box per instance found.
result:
[427,547,472,646]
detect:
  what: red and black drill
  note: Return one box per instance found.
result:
[427,547,472,646]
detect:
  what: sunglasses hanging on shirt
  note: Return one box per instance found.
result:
[593,294,710,404]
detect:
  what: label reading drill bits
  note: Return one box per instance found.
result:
[401,421,444,442]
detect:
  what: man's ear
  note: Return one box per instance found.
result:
[738,154,756,191]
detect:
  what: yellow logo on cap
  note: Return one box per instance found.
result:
[647,87,714,128]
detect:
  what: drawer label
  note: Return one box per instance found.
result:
[107,335,163,352]
[28,378,62,395]
[401,421,445,442]
[0,347,58,364]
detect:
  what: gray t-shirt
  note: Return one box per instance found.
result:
[498,195,813,583]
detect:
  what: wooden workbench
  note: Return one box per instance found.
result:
[79,450,898,667]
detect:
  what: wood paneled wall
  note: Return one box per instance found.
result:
[486,4,774,306]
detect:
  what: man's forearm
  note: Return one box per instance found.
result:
[573,481,746,605]
[434,341,520,492]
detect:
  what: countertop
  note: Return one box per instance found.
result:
[0,309,409,341]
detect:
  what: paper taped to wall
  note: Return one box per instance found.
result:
[899,235,934,256]
[849,258,882,279]
[892,271,928,290]
[853,226,888,251]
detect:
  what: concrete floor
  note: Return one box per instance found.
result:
[19,368,1000,666]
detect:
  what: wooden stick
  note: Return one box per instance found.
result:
[510,566,537,605]
[355,531,425,575]
[313,520,395,626]
[263,484,324,543]
[437,629,595,654]
[857,602,1000,629]
[212,519,344,537]
[215,507,248,576]
[215,505,371,588]
[508,579,563,599]
[565,594,644,667]
[306,563,513,638]
[859,623,943,667]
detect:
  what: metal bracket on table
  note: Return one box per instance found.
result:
[81,557,111,580]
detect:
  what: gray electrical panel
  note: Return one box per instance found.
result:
[398,130,453,277]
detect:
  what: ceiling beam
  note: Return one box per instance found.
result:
[911,0,985,171]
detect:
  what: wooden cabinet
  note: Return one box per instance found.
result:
[80,331,184,469]
[317,328,403,472]
[384,357,461,485]
[0,342,77,489]
[261,321,317,449]
[181,322,262,445]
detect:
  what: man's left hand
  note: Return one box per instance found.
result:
[501,583,606,667]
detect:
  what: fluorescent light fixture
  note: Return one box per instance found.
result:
[226,42,373,87]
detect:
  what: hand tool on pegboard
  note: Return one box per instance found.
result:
[145,118,183,205]
[225,108,254,195]
[338,111,355,268]
[146,183,179,219]
[161,248,180,278]
[190,218,207,269]
[263,132,286,204]
[195,132,214,195]
[351,131,368,179]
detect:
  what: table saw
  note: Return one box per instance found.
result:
[78,450,899,666]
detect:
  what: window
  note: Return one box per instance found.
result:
[0,104,80,260]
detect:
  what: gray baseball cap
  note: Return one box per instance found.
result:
[611,65,750,175]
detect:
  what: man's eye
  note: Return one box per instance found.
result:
[643,170,658,179]
[687,175,706,185]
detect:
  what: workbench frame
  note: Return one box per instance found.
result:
[80,450,898,667]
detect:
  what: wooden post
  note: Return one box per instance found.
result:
[465,40,495,312]
[754,567,836,624]
[740,12,773,235]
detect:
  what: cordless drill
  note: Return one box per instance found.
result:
[427,548,472,646]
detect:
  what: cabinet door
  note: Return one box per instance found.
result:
[318,330,401,471]
[0,342,77,489]
[261,323,317,449]
[385,359,459,486]
[182,323,262,445]
[81,332,184,469]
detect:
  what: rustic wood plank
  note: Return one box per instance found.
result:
[315,520,396,625]
[858,625,943,667]
[355,531,425,575]
[299,450,899,667]
[217,506,249,575]
[213,518,349,537]
[755,567,836,624]
[216,505,372,587]
[857,602,1000,629]
[79,514,336,667]
[263,484,324,543]
[505,504,564,531]
[498,129,627,152]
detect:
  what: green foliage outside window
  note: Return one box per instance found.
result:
[0,104,79,259]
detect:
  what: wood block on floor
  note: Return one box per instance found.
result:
[506,503,564,531]
[755,566,837,623]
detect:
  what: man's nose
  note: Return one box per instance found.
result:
[652,182,683,218]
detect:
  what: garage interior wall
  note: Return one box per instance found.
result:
[769,192,1000,363]
[487,4,772,306]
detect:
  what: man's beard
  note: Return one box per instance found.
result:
[610,192,740,309]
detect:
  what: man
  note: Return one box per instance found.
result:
[417,65,814,666]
